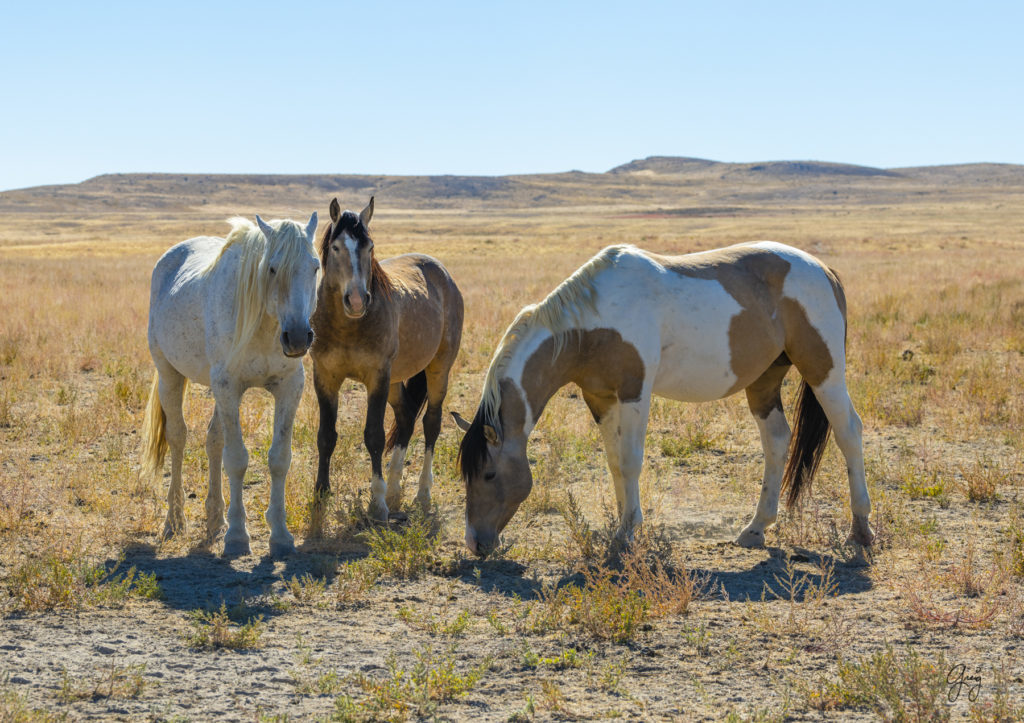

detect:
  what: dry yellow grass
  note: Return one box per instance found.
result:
[1,167,1023,719]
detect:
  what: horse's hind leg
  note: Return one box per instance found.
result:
[156,362,188,540]
[737,360,792,548]
[265,369,303,557]
[204,408,226,542]
[417,366,452,512]
[811,376,873,546]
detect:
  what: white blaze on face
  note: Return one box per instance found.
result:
[344,234,360,280]
[342,233,366,314]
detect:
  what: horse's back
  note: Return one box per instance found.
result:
[148,236,225,383]
[585,243,845,402]
[383,253,463,380]
[383,253,459,294]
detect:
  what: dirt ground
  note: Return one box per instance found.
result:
[2,166,1024,721]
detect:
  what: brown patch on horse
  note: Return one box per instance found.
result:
[459,378,530,486]
[744,353,791,419]
[520,328,645,424]
[654,246,791,393]
[779,298,833,386]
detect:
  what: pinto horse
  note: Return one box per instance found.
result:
[142,213,320,557]
[454,242,874,558]
[311,197,463,521]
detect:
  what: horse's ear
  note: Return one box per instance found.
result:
[359,196,374,227]
[450,411,471,433]
[305,211,318,240]
[483,425,499,446]
[255,215,274,239]
[329,198,341,224]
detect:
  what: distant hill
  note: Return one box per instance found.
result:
[2,158,1024,215]
[607,156,721,175]
[608,156,901,178]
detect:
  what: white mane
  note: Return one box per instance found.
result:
[203,217,313,370]
[478,244,633,431]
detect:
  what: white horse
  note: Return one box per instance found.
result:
[455,242,874,558]
[142,213,319,557]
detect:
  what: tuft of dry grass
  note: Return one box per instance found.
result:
[186,603,265,651]
[332,644,490,721]
[805,644,951,721]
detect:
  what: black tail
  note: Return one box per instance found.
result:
[385,371,429,452]
[781,380,831,509]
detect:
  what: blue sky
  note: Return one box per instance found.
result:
[1,1,1022,191]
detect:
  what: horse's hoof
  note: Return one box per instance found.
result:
[205,522,226,542]
[735,528,767,548]
[414,493,431,514]
[368,500,389,523]
[385,491,402,511]
[222,539,251,558]
[161,521,184,541]
[848,517,875,547]
[269,541,296,558]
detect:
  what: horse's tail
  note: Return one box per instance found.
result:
[141,372,168,481]
[385,371,428,452]
[781,380,831,509]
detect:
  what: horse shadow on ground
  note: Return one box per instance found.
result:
[455,544,872,603]
[104,540,369,621]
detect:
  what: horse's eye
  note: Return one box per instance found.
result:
[269,266,277,275]
[484,471,496,481]
[331,244,340,253]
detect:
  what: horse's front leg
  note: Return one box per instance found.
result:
[265,368,304,557]
[599,396,651,547]
[364,370,392,522]
[204,408,227,543]
[212,377,250,558]
[314,367,342,509]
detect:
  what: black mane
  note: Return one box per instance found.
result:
[334,211,371,244]
[457,406,490,485]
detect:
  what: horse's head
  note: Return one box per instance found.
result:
[453,381,534,558]
[321,197,376,319]
[254,212,320,358]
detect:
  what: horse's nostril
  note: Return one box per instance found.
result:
[281,331,291,347]
[306,330,314,345]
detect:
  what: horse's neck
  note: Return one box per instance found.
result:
[503,328,578,438]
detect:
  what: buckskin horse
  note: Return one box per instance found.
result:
[311,197,463,521]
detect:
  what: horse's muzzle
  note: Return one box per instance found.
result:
[281,329,314,358]
[466,527,498,559]
[342,289,371,319]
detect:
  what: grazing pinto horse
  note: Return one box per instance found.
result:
[142,213,320,557]
[454,242,874,558]
[312,197,463,521]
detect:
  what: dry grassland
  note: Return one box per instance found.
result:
[1,166,1024,721]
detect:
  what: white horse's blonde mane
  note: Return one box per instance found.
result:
[203,217,314,370]
[478,244,633,431]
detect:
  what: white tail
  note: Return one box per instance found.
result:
[141,373,168,480]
